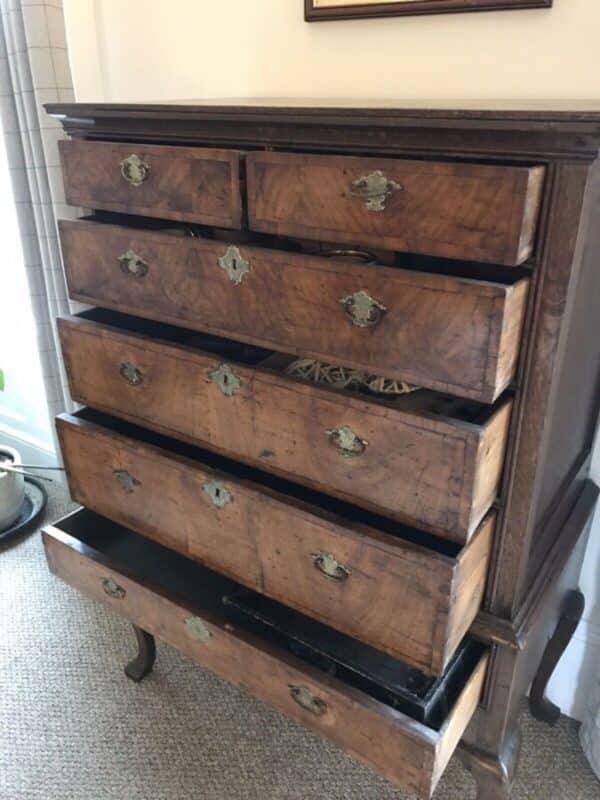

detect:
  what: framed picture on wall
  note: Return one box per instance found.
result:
[305,0,553,21]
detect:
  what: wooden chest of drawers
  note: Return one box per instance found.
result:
[44,100,600,800]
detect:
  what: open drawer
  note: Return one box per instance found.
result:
[59,309,512,542]
[58,217,530,402]
[56,407,494,676]
[43,509,489,799]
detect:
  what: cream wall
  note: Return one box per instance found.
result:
[63,0,600,103]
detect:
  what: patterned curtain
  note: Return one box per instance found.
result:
[0,0,77,432]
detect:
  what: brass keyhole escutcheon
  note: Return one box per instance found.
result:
[312,552,351,582]
[289,685,328,716]
[340,290,387,328]
[218,246,251,285]
[326,426,368,458]
[208,363,241,397]
[102,577,126,599]
[350,170,402,212]
[119,361,144,387]
[120,154,150,187]
[204,479,233,509]
[118,249,148,278]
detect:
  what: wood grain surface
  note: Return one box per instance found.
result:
[59,220,530,402]
[43,513,489,799]
[59,139,243,227]
[56,411,495,675]
[58,312,512,541]
[247,151,545,265]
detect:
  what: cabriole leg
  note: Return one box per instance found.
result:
[529,589,585,724]
[124,624,156,682]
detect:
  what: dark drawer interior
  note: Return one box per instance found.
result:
[52,508,485,730]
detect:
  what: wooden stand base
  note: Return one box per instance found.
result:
[124,624,156,682]
[460,725,521,800]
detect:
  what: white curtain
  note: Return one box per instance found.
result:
[0,0,77,431]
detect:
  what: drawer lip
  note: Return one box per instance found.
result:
[59,140,244,229]
[56,408,495,676]
[58,218,530,404]
[57,309,513,542]
[42,508,489,799]
[246,150,545,266]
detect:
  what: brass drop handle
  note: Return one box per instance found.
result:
[118,249,148,278]
[119,361,144,386]
[340,290,387,329]
[113,469,140,494]
[312,552,351,582]
[120,154,150,187]
[289,685,328,717]
[102,577,125,599]
[350,169,401,212]
[326,426,368,458]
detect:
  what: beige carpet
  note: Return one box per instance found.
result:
[1,481,599,800]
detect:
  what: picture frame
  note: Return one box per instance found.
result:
[305,0,553,21]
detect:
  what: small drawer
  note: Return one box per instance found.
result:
[59,140,243,228]
[56,408,495,677]
[59,219,530,402]
[59,309,513,542]
[247,151,545,266]
[43,508,489,799]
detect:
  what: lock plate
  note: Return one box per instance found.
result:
[326,426,368,458]
[218,246,250,285]
[208,363,241,397]
[118,249,148,278]
[340,290,387,328]
[350,170,401,212]
[204,479,233,509]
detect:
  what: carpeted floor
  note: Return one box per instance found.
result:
[1,480,599,800]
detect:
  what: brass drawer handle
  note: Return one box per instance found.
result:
[118,249,148,278]
[102,577,125,599]
[289,685,327,716]
[350,169,401,212]
[119,361,144,386]
[120,153,150,187]
[218,245,251,285]
[204,479,233,509]
[184,616,212,643]
[340,290,387,328]
[208,363,241,397]
[326,426,368,458]
[312,552,351,582]
[113,469,140,494]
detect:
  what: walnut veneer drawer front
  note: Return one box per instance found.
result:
[59,220,530,403]
[59,310,512,542]
[56,410,494,676]
[44,510,488,799]
[247,152,545,266]
[59,140,243,227]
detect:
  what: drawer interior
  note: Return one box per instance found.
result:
[49,507,485,731]
[77,307,508,426]
[73,405,462,559]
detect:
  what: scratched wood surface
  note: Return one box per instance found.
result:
[43,514,489,799]
[56,411,494,676]
[59,219,530,403]
[247,151,545,266]
[59,139,243,227]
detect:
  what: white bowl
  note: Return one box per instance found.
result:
[0,446,26,531]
